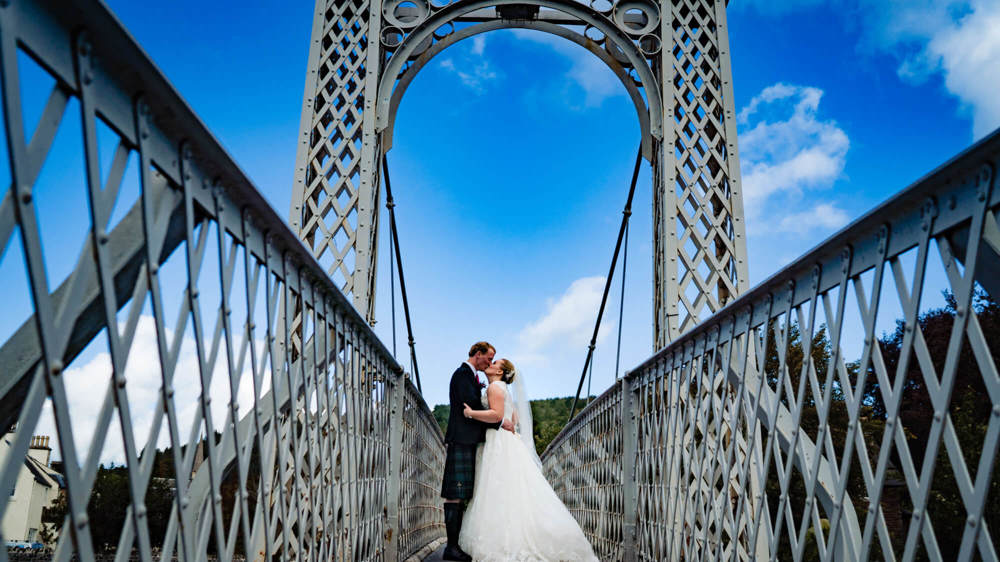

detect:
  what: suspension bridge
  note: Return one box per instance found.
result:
[1,0,998,560]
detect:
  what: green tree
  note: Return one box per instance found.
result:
[39,431,259,556]
[432,404,449,434]
[756,289,1000,560]
[41,464,174,552]
[862,289,1000,559]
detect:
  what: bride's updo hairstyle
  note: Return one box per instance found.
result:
[498,359,516,383]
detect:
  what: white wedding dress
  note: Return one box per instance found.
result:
[459,381,599,562]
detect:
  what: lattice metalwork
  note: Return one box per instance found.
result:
[397,381,447,558]
[294,0,747,346]
[543,129,1000,560]
[542,384,626,560]
[292,0,383,323]
[654,0,749,346]
[0,0,445,559]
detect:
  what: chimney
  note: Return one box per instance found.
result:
[191,441,204,478]
[28,435,51,466]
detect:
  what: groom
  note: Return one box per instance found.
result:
[440,341,514,561]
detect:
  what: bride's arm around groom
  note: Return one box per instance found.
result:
[462,382,505,424]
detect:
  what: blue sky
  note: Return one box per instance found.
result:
[3,0,999,460]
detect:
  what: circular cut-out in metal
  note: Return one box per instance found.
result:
[584,25,606,44]
[384,0,429,29]
[628,67,642,87]
[381,26,405,49]
[613,0,658,36]
[589,0,613,13]
[408,35,433,59]
[429,0,450,7]
[433,21,455,40]
[604,37,631,65]
[638,33,661,56]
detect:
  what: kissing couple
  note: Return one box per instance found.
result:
[440,341,599,561]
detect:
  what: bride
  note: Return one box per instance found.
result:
[459,359,599,562]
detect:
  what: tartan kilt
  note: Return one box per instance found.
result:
[440,442,478,500]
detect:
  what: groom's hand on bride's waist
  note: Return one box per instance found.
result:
[501,419,515,433]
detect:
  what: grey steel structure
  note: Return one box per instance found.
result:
[3,0,1000,562]
[290,0,750,343]
[0,0,444,560]
[541,133,1000,560]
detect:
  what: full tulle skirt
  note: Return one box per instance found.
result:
[459,428,599,561]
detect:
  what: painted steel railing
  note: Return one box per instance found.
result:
[542,128,1000,561]
[397,382,447,559]
[0,0,445,560]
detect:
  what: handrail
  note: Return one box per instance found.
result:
[0,0,446,560]
[542,126,1000,561]
[629,126,1000,378]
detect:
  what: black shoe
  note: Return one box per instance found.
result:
[441,544,473,561]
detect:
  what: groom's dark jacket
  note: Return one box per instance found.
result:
[444,363,501,444]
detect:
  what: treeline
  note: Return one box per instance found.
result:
[757,289,999,560]
[41,433,258,555]
[433,395,594,456]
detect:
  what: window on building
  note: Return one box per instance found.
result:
[27,528,37,541]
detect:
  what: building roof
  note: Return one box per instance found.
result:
[22,452,64,489]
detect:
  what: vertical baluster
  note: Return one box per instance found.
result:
[623,375,639,561]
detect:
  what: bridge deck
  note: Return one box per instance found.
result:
[402,539,447,562]
[419,546,447,562]
[3,0,1000,560]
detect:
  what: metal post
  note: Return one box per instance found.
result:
[290,0,385,322]
[384,371,405,559]
[622,374,639,561]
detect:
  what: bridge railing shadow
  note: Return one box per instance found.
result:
[0,0,446,560]
[541,129,1000,561]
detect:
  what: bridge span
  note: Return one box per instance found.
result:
[1,0,999,561]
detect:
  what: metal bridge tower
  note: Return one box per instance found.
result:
[289,0,749,346]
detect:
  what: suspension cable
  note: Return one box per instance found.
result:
[614,222,629,381]
[567,144,642,424]
[585,349,594,409]
[390,206,397,359]
[382,154,422,394]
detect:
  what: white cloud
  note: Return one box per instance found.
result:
[774,203,851,234]
[436,28,635,107]
[733,0,824,15]
[889,0,1000,139]
[738,83,850,229]
[438,55,498,93]
[511,29,623,107]
[33,316,266,466]
[513,276,613,376]
[737,82,800,123]
[471,35,487,56]
[740,0,1000,140]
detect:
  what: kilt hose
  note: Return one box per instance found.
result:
[441,442,478,500]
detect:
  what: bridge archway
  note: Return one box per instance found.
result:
[288,3,764,554]
[373,0,664,163]
[383,25,649,395]
[380,20,655,161]
[290,0,751,349]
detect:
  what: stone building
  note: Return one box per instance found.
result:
[1,433,64,543]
